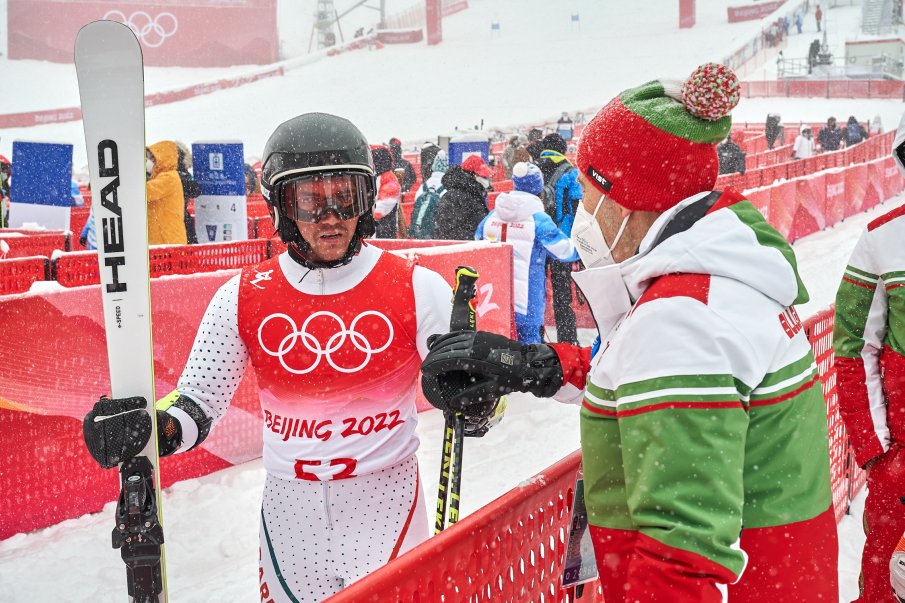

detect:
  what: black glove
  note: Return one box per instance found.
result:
[421,331,563,413]
[82,396,182,469]
[78,234,87,248]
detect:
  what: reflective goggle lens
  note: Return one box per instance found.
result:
[279,172,371,223]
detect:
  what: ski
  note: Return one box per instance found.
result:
[75,21,167,603]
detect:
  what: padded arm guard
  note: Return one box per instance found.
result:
[155,391,214,456]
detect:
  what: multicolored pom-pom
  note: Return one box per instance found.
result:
[681,63,740,122]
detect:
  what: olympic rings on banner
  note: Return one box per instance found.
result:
[103,10,178,48]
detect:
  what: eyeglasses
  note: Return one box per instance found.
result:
[277,171,373,223]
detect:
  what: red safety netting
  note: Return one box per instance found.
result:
[53,240,271,287]
[325,449,604,603]
[0,240,514,539]
[0,256,49,295]
[325,306,866,602]
[742,80,905,100]
[0,230,69,258]
[803,308,868,521]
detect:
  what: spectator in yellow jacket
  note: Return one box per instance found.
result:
[146,141,188,245]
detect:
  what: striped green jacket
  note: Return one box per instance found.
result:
[833,202,905,467]
[553,189,835,600]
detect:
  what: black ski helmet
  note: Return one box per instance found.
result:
[261,112,377,266]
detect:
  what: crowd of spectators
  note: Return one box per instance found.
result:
[716,112,875,175]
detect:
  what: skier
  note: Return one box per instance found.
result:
[82,112,456,603]
[834,111,905,603]
[475,161,578,344]
[421,64,838,601]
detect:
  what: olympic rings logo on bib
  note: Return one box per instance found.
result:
[103,10,178,48]
[258,311,394,374]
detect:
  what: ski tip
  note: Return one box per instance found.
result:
[75,20,142,58]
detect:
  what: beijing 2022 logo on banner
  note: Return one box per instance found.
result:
[103,10,178,48]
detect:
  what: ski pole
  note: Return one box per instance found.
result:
[434,266,479,533]
[448,412,466,527]
[435,412,455,535]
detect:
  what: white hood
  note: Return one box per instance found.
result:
[493,190,544,223]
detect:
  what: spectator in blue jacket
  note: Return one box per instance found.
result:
[79,203,97,250]
[476,162,578,344]
[536,133,584,345]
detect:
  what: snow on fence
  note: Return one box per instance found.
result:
[0,240,513,540]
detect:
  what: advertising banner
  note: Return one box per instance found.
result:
[8,0,278,67]
[768,180,795,240]
[843,163,869,219]
[448,133,490,166]
[883,156,905,198]
[9,141,75,230]
[426,0,443,45]
[679,0,696,28]
[824,170,847,227]
[192,142,248,243]
[791,173,826,241]
[727,0,786,23]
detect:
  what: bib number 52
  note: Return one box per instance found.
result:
[294,457,358,481]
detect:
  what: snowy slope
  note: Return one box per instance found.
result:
[5,0,888,171]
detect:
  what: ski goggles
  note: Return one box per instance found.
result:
[276,171,373,223]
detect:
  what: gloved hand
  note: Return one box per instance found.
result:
[82,396,181,469]
[78,234,87,248]
[420,331,563,414]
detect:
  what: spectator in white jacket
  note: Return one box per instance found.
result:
[792,124,814,159]
[475,162,577,343]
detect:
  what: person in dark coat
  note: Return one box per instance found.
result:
[434,155,491,240]
[526,128,545,162]
[717,133,747,174]
[388,137,417,192]
[817,116,844,152]
[176,143,202,244]
[765,113,783,149]
[419,142,441,183]
[844,115,868,146]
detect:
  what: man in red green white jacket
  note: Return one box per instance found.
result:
[421,64,838,602]
[835,111,905,603]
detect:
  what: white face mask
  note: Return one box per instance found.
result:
[570,194,631,269]
[146,159,154,175]
[475,175,491,190]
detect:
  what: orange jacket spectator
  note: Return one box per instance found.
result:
[146,141,188,245]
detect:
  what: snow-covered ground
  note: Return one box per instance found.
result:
[0,0,902,601]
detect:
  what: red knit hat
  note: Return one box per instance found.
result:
[576,63,740,212]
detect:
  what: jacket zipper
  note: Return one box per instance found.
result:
[323,481,333,530]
